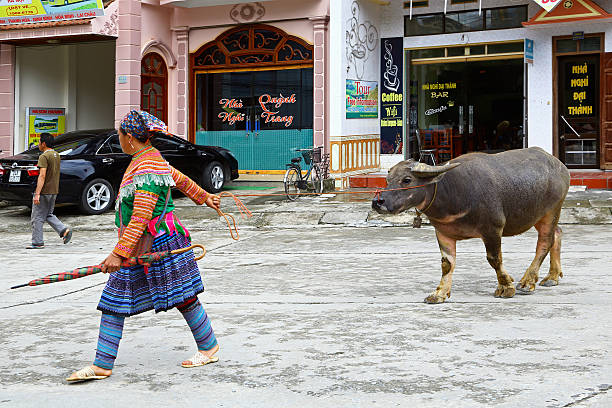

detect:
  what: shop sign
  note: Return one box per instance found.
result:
[0,0,104,26]
[524,39,534,64]
[26,107,66,148]
[346,79,378,119]
[380,37,403,154]
[566,62,595,116]
[531,0,561,13]
[217,93,296,128]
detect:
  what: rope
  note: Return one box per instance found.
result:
[213,184,432,238]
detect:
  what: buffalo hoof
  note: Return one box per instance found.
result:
[539,278,559,287]
[424,293,447,304]
[515,282,536,295]
[494,285,516,298]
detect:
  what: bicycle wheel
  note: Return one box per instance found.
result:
[310,164,324,195]
[284,167,300,200]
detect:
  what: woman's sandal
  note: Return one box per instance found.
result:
[181,351,219,368]
[66,366,109,382]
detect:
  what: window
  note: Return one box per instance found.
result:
[405,14,444,36]
[152,135,184,152]
[97,134,123,155]
[445,10,483,33]
[487,42,524,54]
[196,68,313,132]
[404,6,526,37]
[403,0,428,7]
[486,7,528,30]
[410,42,523,62]
[555,36,602,54]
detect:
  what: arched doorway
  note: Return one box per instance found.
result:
[141,52,168,123]
[190,24,314,171]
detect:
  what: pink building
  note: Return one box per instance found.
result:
[1,0,389,188]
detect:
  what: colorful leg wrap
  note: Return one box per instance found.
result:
[93,313,125,370]
[177,297,217,351]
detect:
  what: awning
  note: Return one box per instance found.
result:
[523,0,612,27]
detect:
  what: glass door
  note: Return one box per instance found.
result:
[195,67,313,171]
[557,55,600,168]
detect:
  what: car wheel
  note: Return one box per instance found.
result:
[202,161,225,193]
[79,178,114,215]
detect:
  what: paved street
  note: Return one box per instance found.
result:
[0,187,611,407]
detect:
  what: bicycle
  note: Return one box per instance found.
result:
[284,146,324,200]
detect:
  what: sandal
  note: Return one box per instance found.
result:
[181,351,219,368]
[66,366,109,382]
[62,228,72,245]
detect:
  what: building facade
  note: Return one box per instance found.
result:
[380,0,612,171]
[1,0,610,192]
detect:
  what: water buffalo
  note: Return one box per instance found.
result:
[372,147,570,304]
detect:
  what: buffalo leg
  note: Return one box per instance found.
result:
[516,207,560,293]
[483,235,515,298]
[540,226,563,287]
[425,231,456,304]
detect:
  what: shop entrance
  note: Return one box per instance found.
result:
[408,46,524,163]
[195,68,313,170]
[190,24,314,172]
[554,34,603,169]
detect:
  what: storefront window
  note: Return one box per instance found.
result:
[196,68,312,132]
[195,67,313,170]
[487,42,523,54]
[409,59,523,162]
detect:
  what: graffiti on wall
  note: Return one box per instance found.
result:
[346,1,378,80]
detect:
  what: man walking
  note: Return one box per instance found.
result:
[28,132,72,249]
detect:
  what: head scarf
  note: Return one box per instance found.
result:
[119,110,169,142]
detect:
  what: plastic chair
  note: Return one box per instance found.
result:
[416,129,436,165]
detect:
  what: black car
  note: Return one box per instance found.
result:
[0,129,239,214]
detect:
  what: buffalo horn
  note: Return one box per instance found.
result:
[410,162,461,178]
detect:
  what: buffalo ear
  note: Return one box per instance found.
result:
[411,162,461,183]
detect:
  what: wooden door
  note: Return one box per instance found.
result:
[602,53,612,169]
[141,53,168,123]
[557,55,600,168]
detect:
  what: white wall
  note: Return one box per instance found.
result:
[76,42,116,130]
[330,0,381,137]
[15,41,115,152]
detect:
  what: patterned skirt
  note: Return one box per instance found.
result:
[97,232,204,317]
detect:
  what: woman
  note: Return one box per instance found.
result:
[67,110,220,382]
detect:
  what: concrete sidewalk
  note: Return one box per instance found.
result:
[0,185,611,235]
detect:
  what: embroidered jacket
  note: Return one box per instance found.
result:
[113,145,209,258]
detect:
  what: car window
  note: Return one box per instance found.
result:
[98,134,123,155]
[54,136,98,156]
[152,134,184,152]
